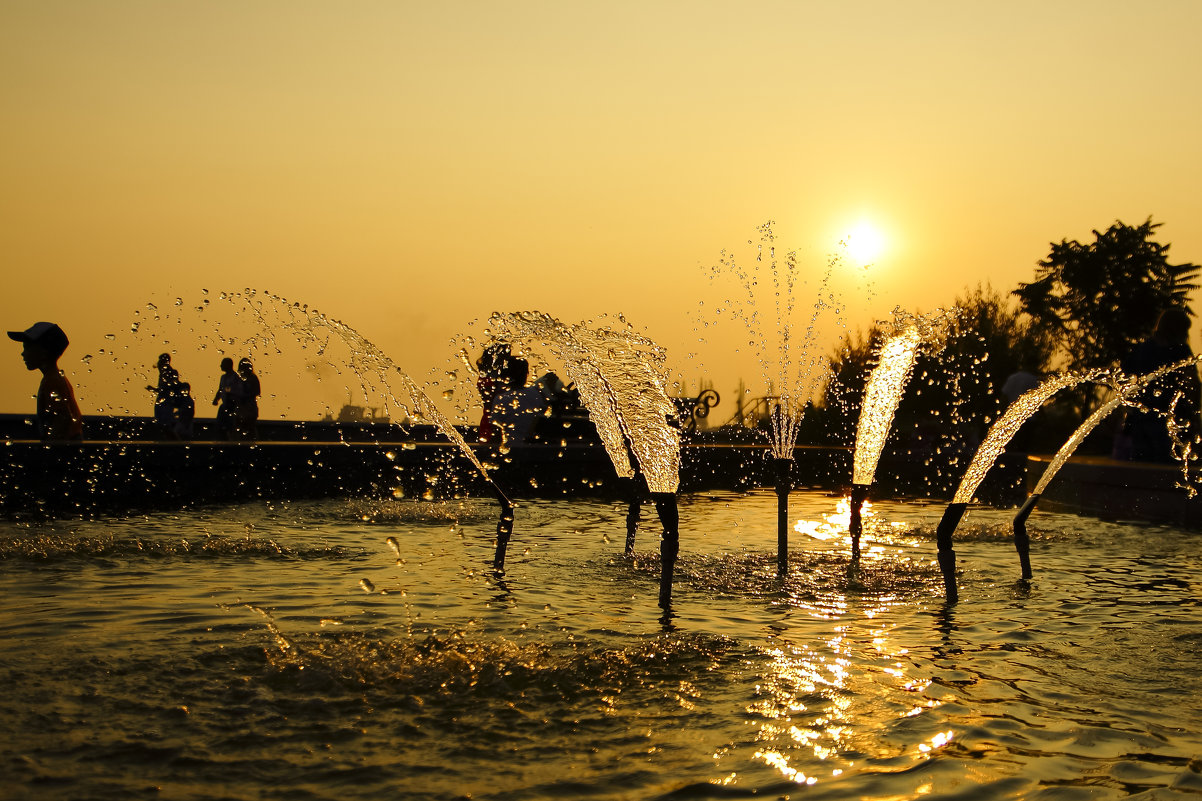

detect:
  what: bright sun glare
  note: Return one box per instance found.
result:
[844,221,885,265]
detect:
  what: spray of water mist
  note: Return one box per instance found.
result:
[472,310,681,606]
[844,307,955,564]
[704,222,857,575]
[1030,355,1202,497]
[999,356,1202,582]
[851,308,955,487]
[76,289,496,489]
[484,311,680,495]
[708,222,847,458]
[953,369,1109,505]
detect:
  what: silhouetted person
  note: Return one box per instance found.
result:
[148,352,185,438]
[1116,307,1202,462]
[476,342,513,444]
[7,322,83,441]
[213,357,244,440]
[237,358,260,439]
[491,357,549,450]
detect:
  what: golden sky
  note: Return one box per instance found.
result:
[3,1,1202,423]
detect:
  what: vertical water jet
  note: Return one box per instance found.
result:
[706,223,851,574]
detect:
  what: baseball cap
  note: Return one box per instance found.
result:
[7,322,70,358]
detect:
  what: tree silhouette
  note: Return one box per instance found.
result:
[1014,218,1199,374]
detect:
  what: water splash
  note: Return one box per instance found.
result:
[851,309,953,487]
[1032,355,1202,496]
[486,311,680,494]
[0,531,356,561]
[76,289,494,483]
[952,370,1107,504]
[1030,397,1123,497]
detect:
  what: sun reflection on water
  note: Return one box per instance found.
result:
[792,495,865,542]
[744,511,955,788]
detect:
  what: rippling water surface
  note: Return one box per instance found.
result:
[2,490,1201,800]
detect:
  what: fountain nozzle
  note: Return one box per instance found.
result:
[1012,493,1040,580]
[935,502,966,603]
[849,483,870,562]
[652,492,679,609]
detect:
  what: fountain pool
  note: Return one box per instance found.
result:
[3,490,1201,799]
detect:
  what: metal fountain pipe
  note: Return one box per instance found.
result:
[774,457,792,576]
[652,492,679,608]
[492,493,516,571]
[848,483,870,562]
[1011,493,1041,580]
[934,502,966,603]
[625,496,640,556]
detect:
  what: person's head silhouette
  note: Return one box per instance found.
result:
[8,322,69,372]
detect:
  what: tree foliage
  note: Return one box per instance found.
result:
[1013,218,1200,373]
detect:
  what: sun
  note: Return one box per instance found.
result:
[844,221,886,265]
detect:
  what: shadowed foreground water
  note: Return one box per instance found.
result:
[2,490,1201,800]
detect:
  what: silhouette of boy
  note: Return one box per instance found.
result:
[7,322,84,441]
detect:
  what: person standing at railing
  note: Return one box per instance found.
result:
[147,353,187,439]
[212,357,244,440]
[237,358,261,439]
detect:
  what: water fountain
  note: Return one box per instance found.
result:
[847,308,953,563]
[11,284,1201,607]
[706,223,848,575]
[933,369,1106,601]
[10,291,1202,800]
[21,290,508,511]
[1012,355,1202,579]
[480,311,682,606]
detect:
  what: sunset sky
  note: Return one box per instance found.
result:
[3,1,1202,423]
